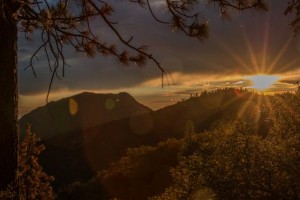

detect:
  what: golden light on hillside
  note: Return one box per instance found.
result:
[246,74,280,91]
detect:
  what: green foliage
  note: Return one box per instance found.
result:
[0,124,55,200]
[153,101,300,200]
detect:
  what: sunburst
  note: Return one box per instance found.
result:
[246,74,280,91]
[212,17,296,130]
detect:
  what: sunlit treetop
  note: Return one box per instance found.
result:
[4,0,268,97]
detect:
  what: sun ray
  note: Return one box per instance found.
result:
[240,26,259,72]
[264,95,277,125]
[213,89,249,113]
[275,57,300,73]
[237,92,256,119]
[253,94,263,132]
[261,14,271,72]
[268,37,293,74]
[214,36,253,74]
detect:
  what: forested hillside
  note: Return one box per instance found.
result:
[19,88,300,199]
[39,88,255,188]
[94,90,300,200]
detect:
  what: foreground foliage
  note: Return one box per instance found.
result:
[0,124,55,199]
[99,139,181,200]
[152,93,300,200]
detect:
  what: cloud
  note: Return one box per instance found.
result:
[18,0,300,97]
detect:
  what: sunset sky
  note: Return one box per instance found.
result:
[18,0,300,115]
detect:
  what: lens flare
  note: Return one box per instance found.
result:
[105,98,115,110]
[69,98,78,115]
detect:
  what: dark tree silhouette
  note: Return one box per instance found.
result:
[285,0,300,33]
[0,0,267,192]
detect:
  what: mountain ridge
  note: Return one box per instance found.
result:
[19,92,152,139]
[37,88,260,188]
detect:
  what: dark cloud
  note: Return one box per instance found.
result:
[18,0,300,96]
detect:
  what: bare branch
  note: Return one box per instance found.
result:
[14,0,267,102]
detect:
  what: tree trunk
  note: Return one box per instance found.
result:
[0,1,19,191]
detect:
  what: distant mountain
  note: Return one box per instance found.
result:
[39,88,262,190]
[19,92,151,139]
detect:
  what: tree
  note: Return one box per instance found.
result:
[99,139,181,200]
[285,0,300,33]
[0,124,55,199]
[152,97,300,200]
[18,124,55,200]
[0,0,19,191]
[0,0,268,191]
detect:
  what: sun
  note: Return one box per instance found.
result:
[246,74,280,91]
